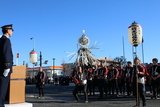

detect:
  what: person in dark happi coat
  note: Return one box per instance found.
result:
[124,61,133,96]
[36,67,46,99]
[108,64,119,97]
[97,61,108,98]
[86,67,93,96]
[117,65,125,95]
[72,66,88,103]
[0,24,14,107]
[92,64,99,96]
[149,58,160,99]
[146,63,152,95]
[131,57,146,107]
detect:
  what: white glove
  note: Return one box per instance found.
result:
[3,68,10,77]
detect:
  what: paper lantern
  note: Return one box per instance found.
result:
[128,21,142,46]
[29,50,37,64]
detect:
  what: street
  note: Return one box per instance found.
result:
[25,84,160,107]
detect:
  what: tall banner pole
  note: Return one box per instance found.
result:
[133,46,138,105]
[128,21,143,106]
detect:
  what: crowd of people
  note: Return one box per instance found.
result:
[24,57,160,107]
[71,57,160,107]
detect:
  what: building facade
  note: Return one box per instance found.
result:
[26,66,65,79]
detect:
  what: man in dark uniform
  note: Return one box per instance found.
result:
[108,64,119,97]
[149,58,160,99]
[124,61,133,97]
[97,61,108,98]
[0,24,14,107]
[92,64,99,96]
[118,65,125,95]
[86,67,93,96]
[72,66,88,103]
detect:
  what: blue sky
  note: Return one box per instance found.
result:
[1,0,160,67]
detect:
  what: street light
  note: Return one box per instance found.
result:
[53,58,55,84]
[128,21,143,106]
[40,51,42,67]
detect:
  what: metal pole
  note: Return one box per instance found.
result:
[32,63,35,80]
[53,58,55,84]
[30,37,35,50]
[40,51,42,67]
[142,42,144,64]
[122,36,125,58]
[33,38,35,50]
[132,46,134,61]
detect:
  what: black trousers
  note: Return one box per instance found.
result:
[87,79,93,95]
[98,79,108,98]
[36,83,45,97]
[151,79,157,97]
[132,83,146,106]
[92,78,98,95]
[126,81,131,96]
[38,88,44,97]
[118,78,125,94]
[0,75,10,107]
[151,77,160,97]
[109,79,118,95]
[73,84,88,101]
[134,91,146,106]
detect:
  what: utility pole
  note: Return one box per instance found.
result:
[122,36,125,58]
[53,58,55,84]
[40,51,42,67]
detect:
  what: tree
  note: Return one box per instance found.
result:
[114,56,127,66]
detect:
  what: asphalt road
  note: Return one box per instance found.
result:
[26,84,160,107]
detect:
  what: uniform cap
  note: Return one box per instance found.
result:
[1,24,14,31]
